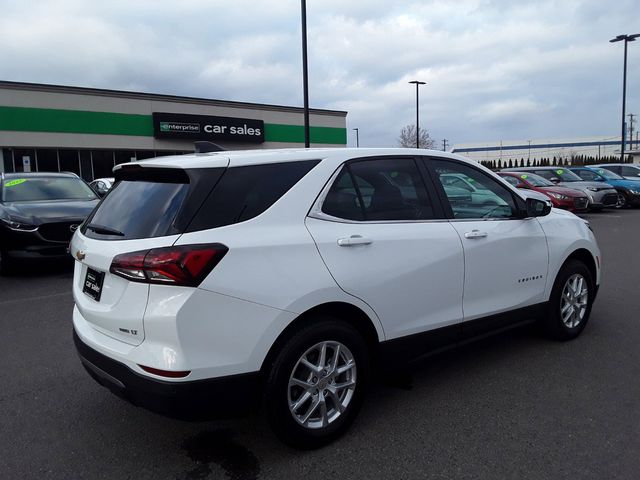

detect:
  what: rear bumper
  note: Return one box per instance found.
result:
[73,329,261,420]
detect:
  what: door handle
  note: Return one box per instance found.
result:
[337,235,373,246]
[464,230,488,239]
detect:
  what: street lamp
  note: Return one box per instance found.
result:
[409,80,426,148]
[352,128,360,147]
[610,33,640,162]
[300,0,310,148]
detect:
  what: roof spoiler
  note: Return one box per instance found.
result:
[194,141,225,153]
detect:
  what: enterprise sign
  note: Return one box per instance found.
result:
[152,112,264,143]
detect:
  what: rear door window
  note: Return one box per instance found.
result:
[321,157,436,221]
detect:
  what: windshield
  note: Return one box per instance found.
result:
[551,169,582,182]
[2,177,98,202]
[594,168,623,180]
[519,173,553,187]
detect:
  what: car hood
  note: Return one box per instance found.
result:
[540,186,587,197]
[558,181,615,190]
[1,199,99,224]
[606,179,640,190]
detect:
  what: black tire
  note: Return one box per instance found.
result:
[616,192,627,209]
[542,259,594,341]
[264,317,369,449]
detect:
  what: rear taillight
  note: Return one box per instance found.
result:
[110,244,228,286]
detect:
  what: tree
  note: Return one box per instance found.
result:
[397,124,435,149]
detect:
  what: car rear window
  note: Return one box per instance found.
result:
[81,160,318,240]
[82,181,189,240]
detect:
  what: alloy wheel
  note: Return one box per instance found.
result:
[287,341,357,429]
[560,273,589,328]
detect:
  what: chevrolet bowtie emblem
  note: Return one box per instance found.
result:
[76,250,86,261]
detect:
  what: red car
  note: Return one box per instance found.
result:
[498,172,589,212]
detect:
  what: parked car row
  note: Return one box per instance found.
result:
[499,165,640,211]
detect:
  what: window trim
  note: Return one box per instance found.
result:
[422,156,526,221]
[308,155,447,224]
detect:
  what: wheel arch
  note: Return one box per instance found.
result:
[260,301,381,374]
[564,248,597,284]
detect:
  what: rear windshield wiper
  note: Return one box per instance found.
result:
[85,223,125,236]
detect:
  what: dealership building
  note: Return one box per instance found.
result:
[0,81,347,180]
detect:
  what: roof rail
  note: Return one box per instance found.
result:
[194,141,225,153]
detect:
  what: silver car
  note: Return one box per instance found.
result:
[501,167,618,209]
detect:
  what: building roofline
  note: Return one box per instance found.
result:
[0,80,348,118]
[453,139,620,153]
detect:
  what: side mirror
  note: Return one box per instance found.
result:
[526,198,551,217]
[92,186,108,197]
[549,177,560,184]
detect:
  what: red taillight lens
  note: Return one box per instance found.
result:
[110,244,228,286]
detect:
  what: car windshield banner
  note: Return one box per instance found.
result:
[152,112,264,143]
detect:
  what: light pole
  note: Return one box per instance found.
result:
[409,80,426,148]
[610,33,640,162]
[300,0,310,148]
[352,128,359,147]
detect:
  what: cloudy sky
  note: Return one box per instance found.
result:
[1,0,639,148]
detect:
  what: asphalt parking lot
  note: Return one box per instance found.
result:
[2,209,640,480]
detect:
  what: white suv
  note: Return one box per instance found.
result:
[71,148,601,448]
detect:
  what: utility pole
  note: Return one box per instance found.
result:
[352,128,359,148]
[628,113,636,151]
[442,139,448,151]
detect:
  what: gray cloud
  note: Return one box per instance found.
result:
[0,0,639,148]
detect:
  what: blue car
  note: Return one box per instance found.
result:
[569,167,640,207]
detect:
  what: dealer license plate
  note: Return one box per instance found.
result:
[83,268,105,302]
